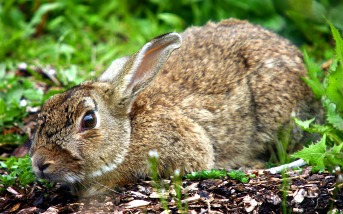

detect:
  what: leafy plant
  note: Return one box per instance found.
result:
[292,19,343,172]
[228,170,254,183]
[292,134,343,172]
[0,156,41,191]
[0,63,45,146]
[186,169,227,180]
[185,169,254,183]
[0,64,43,127]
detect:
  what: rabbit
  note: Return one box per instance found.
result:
[29,18,320,194]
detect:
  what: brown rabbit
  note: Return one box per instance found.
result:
[29,19,319,194]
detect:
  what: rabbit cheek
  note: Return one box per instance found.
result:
[80,132,127,178]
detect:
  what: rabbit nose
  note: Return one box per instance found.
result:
[32,156,54,179]
[37,161,51,172]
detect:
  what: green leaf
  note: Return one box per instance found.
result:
[300,77,325,98]
[310,123,333,133]
[186,169,228,180]
[326,65,343,112]
[332,142,343,153]
[158,13,184,29]
[23,88,43,102]
[6,86,24,104]
[294,117,336,138]
[303,51,319,81]
[0,63,5,80]
[0,98,5,116]
[326,18,343,64]
[228,170,250,183]
[327,102,343,131]
[294,118,316,130]
[301,50,325,99]
[292,135,327,170]
[27,2,64,36]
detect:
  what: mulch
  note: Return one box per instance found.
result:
[1,166,342,213]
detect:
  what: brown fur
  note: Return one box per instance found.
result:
[30,19,319,195]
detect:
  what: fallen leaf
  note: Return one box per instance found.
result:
[9,203,21,212]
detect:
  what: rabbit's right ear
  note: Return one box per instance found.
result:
[98,33,182,108]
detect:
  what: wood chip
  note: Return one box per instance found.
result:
[181,194,201,203]
[243,195,260,212]
[42,207,59,214]
[123,200,150,208]
[292,188,306,204]
[17,207,39,214]
[129,191,148,198]
[7,187,21,196]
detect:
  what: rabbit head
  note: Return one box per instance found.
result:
[29,33,182,187]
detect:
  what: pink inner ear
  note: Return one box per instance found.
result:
[126,40,174,93]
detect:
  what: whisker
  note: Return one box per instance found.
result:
[90,180,120,194]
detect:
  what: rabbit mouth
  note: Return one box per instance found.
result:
[31,160,84,184]
[38,171,82,184]
[30,147,85,184]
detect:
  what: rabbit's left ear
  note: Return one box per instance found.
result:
[98,56,131,83]
[99,33,182,102]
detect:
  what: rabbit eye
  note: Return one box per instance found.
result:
[81,111,97,130]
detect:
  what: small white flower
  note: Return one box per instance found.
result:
[20,99,27,107]
[47,68,56,76]
[90,70,96,77]
[291,111,296,118]
[148,150,159,158]
[174,169,180,176]
[335,166,341,173]
[18,62,27,70]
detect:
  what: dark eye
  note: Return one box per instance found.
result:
[81,111,97,130]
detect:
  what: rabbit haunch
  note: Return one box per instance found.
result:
[30,19,317,193]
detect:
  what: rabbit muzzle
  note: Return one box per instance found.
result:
[31,146,84,184]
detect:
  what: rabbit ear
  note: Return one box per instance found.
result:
[102,33,182,103]
[98,56,131,82]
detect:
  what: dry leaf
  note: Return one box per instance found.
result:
[9,203,21,212]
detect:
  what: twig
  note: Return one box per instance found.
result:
[267,159,307,174]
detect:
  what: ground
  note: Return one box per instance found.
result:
[1,163,342,213]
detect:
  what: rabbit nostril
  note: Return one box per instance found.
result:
[38,162,50,172]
